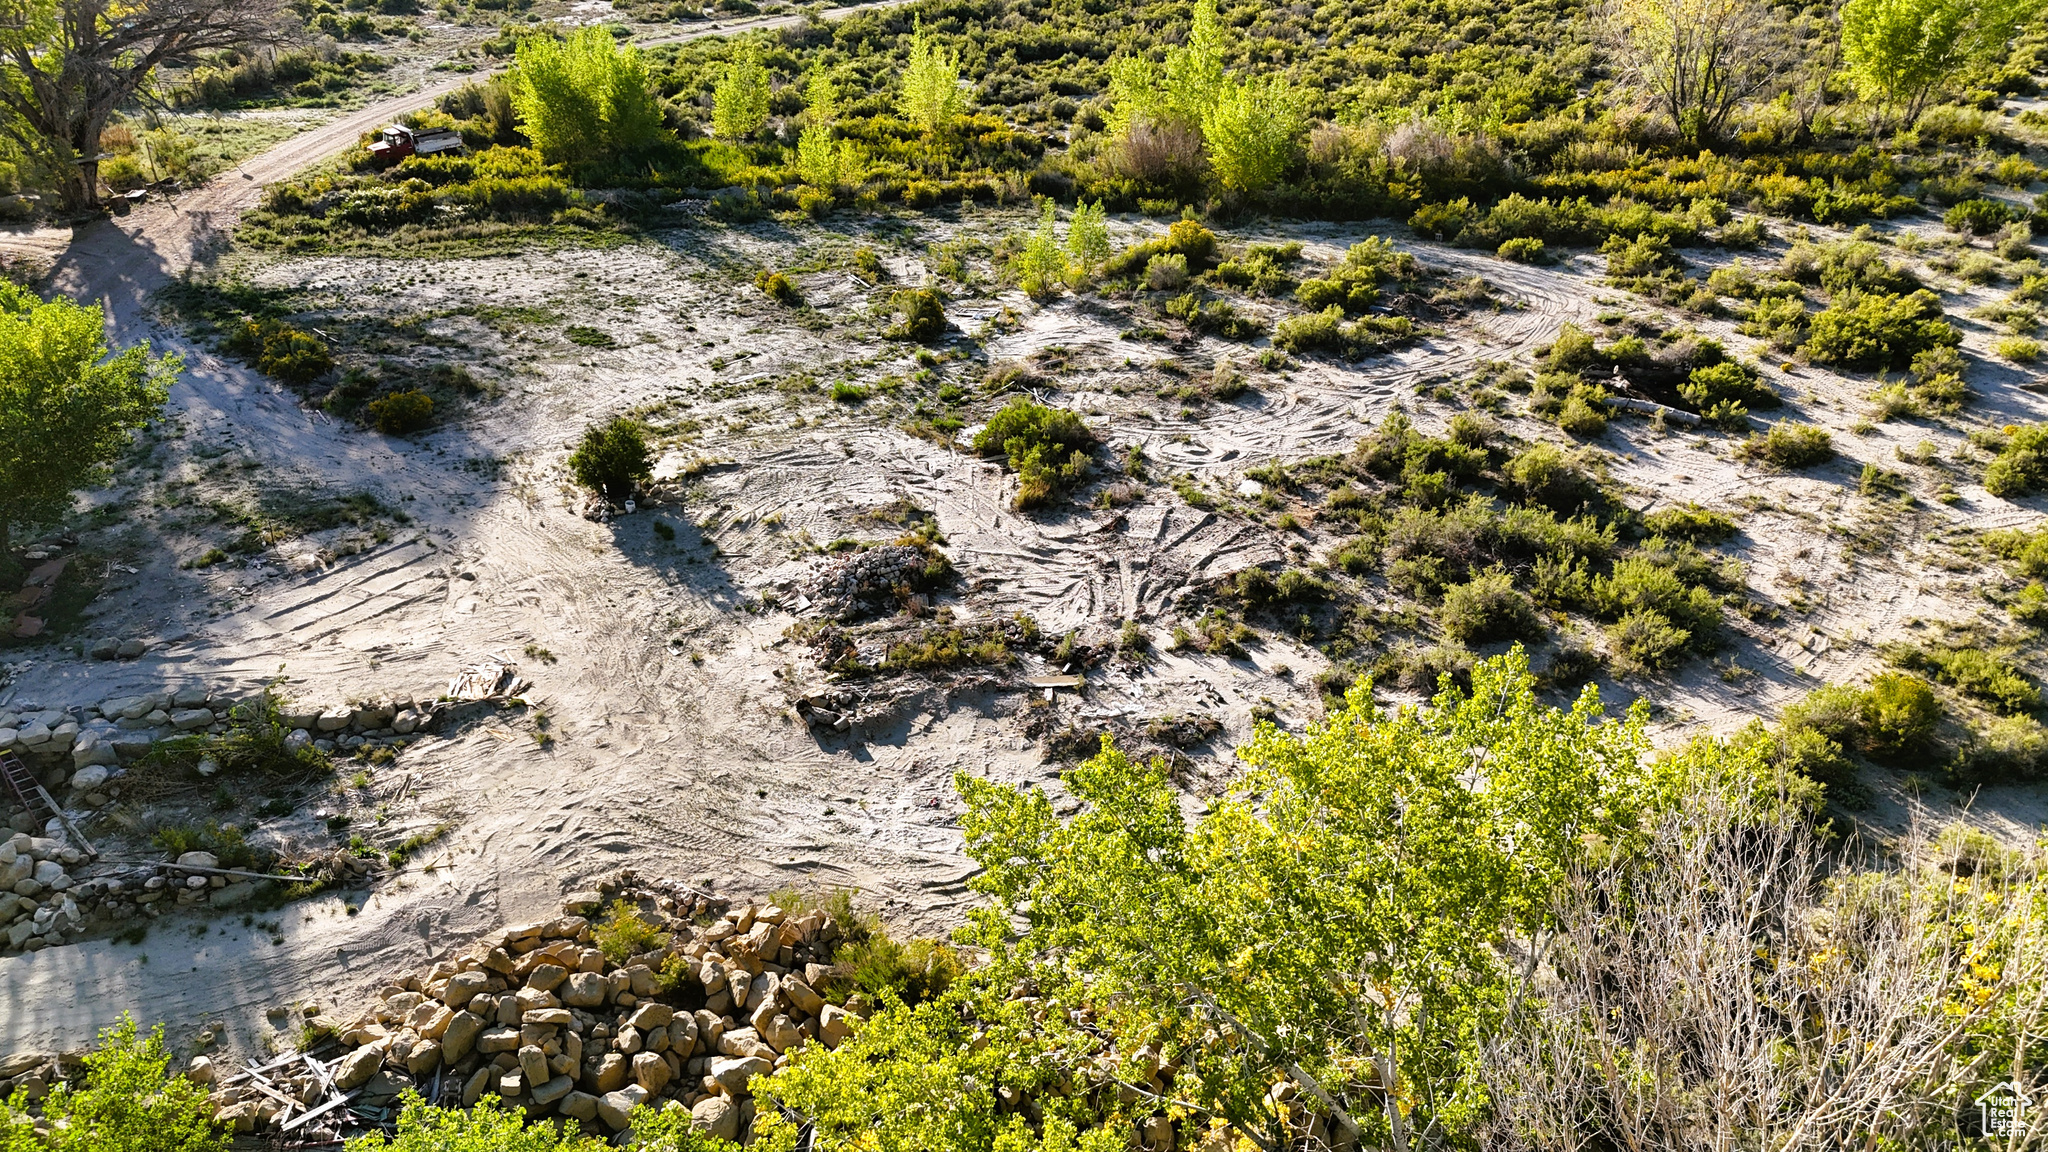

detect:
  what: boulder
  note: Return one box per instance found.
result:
[186,1056,214,1084]
[531,1074,575,1107]
[88,638,118,661]
[461,1066,493,1107]
[115,639,147,659]
[67,765,110,793]
[70,732,117,769]
[598,1085,649,1131]
[333,1046,382,1090]
[170,709,214,732]
[476,1027,521,1055]
[443,970,491,1007]
[176,851,219,871]
[518,1046,550,1089]
[561,970,606,1008]
[781,975,824,1016]
[404,1040,442,1077]
[759,1013,803,1054]
[631,1051,671,1095]
[591,1052,629,1093]
[441,1012,485,1062]
[708,1056,771,1096]
[283,729,312,754]
[819,1005,853,1049]
[559,1091,601,1121]
[315,708,352,732]
[692,1096,740,1141]
[526,963,568,993]
[626,1002,673,1031]
[561,891,604,915]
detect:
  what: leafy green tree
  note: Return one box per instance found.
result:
[0,284,176,560]
[1014,199,1069,297]
[794,68,861,187]
[1608,0,1791,147]
[713,41,771,141]
[0,0,278,213]
[511,26,665,164]
[956,649,1652,1151]
[1,1015,225,1152]
[1107,0,1227,135]
[568,416,653,503]
[1200,74,1304,192]
[1066,200,1111,273]
[1841,0,2044,125]
[752,987,1122,1152]
[898,19,964,134]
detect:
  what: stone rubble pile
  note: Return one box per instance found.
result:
[0,690,437,805]
[794,545,932,620]
[210,874,863,1142]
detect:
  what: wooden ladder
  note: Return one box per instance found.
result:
[0,750,96,858]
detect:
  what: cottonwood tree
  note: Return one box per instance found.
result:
[1107,0,1303,194]
[0,0,279,213]
[510,26,665,164]
[0,284,176,562]
[1608,0,1793,147]
[1841,0,2044,128]
[954,649,1652,1152]
[711,40,770,141]
[897,19,963,134]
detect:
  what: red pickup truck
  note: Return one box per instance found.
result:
[367,124,466,169]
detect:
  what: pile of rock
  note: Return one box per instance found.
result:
[795,545,936,620]
[0,690,436,805]
[0,834,375,955]
[237,875,862,1143]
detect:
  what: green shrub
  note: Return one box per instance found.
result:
[1103,219,1218,280]
[1605,608,1691,673]
[1503,442,1598,511]
[1679,360,1778,417]
[972,397,1094,510]
[365,389,433,434]
[2012,581,2048,626]
[891,289,947,343]
[568,416,652,502]
[1497,236,1546,263]
[1738,294,1807,350]
[1748,721,1859,797]
[1733,421,1834,469]
[1642,503,1737,542]
[1804,290,1959,370]
[594,898,669,963]
[756,270,801,306]
[1895,645,2039,714]
[1968,714,2048,780]
[1145,252,1190,290]
[1594,556,1721,643]
[3,1016,228,1152]
[224,317,333,386]
[830,933,965,1008]
[1438,568,1544,644]
[1997,337,2041,362]
[1861,672,1942,761]
[1945,198,2020,235]
[1984,424,2048,497]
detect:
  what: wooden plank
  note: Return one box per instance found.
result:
[279,1090,357,1132]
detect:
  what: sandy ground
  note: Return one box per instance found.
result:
[4,77,2048,1060]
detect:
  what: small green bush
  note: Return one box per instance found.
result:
[891,289,947,343]
[1861,672,1942,761]
[1895,645,2039,714]
[1642,503,1737,542]
[1605,607,1691,674]
[3,1016,229,1152]
[1438,568,1544,644]
[1997,337,2042,363]
[972,397,1094,510]
[224,317,333,386]
[593,898,669,963]
[1734,421,1834,469]
[1503,442,1598,511]
[568,416,652,502]
[365,389,433,434]
[1804,290,1959,370]
[756,270,802,306]
[1145,252,1190,290]
[1497,236,1546,263]
[1984,424,2048,497]
[2012,581,2048,626]
[1945,198,2020,235]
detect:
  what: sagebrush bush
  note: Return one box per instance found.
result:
[1438,568,1544,644]
[1642,503,1737,542]
[1804,290,1959,370]
[972,397,1094,510]
[365,389,433,434]
[1984,424,2048,497]
[1734,421,1834,469]
[568,416,651,502]
[756,270,801,305]
[891,289,946,342]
